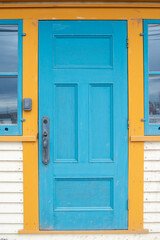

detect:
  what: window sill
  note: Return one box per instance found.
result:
[131,136,160,142]
[19,229,149,234]
[0,136,37,142]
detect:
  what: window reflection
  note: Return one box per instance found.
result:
[148,24,160,72]
[149,75,160,123]
[0,25,18,73]
[0,77,17,124]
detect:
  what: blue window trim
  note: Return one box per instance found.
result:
[0,20,23,136]
[144,19,160,135]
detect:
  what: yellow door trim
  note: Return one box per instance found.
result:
[0,3,154,232]
[22,6,144,233]
[128,19,144,231]
[1,3,160,8]
[19,229,149,234]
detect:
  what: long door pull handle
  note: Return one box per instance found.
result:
[42,116,50,165]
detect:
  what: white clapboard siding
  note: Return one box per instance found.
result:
[144,150,160,161]
[0,193,23,203]
[144,202,160,213]
[144,192,160,202]
[0,142,23,234]
[144,172,160,182]
[144,142,160,233]
[0,161,23,172]
[0,203,23,213]
[144,182,160,192]
[144,161,160,171]
[0,213,23,223]
[0,224,23,234]
[143,223,160,233]
[0,150,23,161]
[0,172,23,182]
[144,213,160,222]
[144,142,160,150]
[0,142,22,150]
[0,182,23,192]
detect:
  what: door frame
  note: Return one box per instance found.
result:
[7,3,148,233]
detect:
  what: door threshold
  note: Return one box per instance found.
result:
[19,229,149,234]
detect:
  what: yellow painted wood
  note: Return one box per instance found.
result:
[2,0,160,3]
[2,5,160,20]
[131,136,160,141]
[21,6,145,232]
[23,19,39,231]
[0,136,36,142]
[2,3,160,8]
[23,142,39,230]
[128,19,144,230]
[19,229,149,234]
[1,3,158,233]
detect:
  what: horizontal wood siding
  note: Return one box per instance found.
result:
[0,142,23,234]
[144,142,160,233]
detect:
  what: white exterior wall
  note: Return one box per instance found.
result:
[144,142,160,233]
[0,142,160,240]
[0,142,23,236]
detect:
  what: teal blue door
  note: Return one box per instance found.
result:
[39,20,128,230]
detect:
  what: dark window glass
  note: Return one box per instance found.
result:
[148,24,160,72]
[0,25,18,73]
[149,75,160,124]
[0,77,17,124]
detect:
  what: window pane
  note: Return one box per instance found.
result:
[148,24,160,72]
[0,25,18,73]
[149,75,160,124]
[0,77,17,124]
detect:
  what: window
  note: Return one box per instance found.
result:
[0,20,22,135]
[144,20,160,135]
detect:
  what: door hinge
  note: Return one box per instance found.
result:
[21,33,26,37]
[128,120,129,129]
[37,132,39,139]
[126,38,129,48]
[127,199,129,210]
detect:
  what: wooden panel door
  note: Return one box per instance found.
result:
[39,20,128,230]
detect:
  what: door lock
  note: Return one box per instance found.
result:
[42,116,50,165]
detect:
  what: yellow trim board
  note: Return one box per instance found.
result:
[23,19,39,231]
[2,3,160,8]
[131,136,160,141]
[2,6,160,20]
[0,136,36,142]
[128,19,144,230]
[19,229,149,234]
